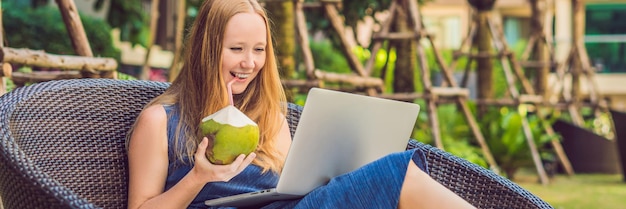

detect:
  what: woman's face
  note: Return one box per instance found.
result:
[221,12,267,94]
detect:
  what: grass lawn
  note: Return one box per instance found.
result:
[514,170,626,209]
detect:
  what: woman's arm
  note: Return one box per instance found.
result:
[127,105,256,209]
[274,116,292,156]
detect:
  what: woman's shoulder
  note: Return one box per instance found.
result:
[130,105,169,152]
[137,104,168,124]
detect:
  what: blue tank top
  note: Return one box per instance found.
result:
[163,105,280,208]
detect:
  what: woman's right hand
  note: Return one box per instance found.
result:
[190,137,257,183]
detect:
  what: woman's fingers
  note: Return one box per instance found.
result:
[242,153,256,167]
[195,137,209,160]
[229,153,256,173]
[237,153,256,172]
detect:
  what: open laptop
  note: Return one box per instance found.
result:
[204,88,421,207]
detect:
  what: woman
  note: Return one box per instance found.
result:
[127,0,475,208]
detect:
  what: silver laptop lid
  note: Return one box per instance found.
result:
[276,88,421,195]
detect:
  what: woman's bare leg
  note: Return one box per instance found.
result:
[398,161,476,209]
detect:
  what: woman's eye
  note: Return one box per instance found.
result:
[230,47,243,51]
[255,48,265,52]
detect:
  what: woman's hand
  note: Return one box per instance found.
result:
[190,137,257,183]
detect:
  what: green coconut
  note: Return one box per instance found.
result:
[200,105,259,165]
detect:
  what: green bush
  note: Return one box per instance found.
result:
[412,102,489,168]
[3,2,120,60]
[479,105,559,180]
[309,40,352,74]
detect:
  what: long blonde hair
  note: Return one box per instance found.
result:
[130,0,287,174]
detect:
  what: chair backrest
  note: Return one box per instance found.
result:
[0,79,168,208]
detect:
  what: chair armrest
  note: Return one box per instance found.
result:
[408,139,553,208]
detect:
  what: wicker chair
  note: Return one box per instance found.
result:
[0,79,553,209]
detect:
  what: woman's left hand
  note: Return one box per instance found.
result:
[191,137,257,183]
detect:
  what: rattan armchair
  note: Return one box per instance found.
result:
[0,79,552,208]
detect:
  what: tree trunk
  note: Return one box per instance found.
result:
[141,0,160,80]
[392,4,416,93]
[475,12,494,101]
[571,0,586,104]
[265,0,296,79]
[468,0,497,111]
[528,0,550,96]
[54,0,93,57]
[168,0,186,82]
[2,47,118,71]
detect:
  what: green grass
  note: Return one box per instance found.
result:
[515,170,626,209]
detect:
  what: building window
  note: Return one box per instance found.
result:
[423,15,462,50]
[585,3,626,73]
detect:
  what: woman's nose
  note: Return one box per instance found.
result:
[240,54,255,69]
